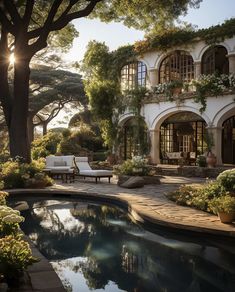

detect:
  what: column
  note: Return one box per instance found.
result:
[206,126,223,165]
[149,129,160,164]
[194,61,201,79]
[148,68,159,87]
[227,53,235,74]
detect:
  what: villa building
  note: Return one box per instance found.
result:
[118,25,235,166]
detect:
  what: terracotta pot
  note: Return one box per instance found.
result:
[172,87,182,96]
[218,212,235,223]
[206,151,217,168]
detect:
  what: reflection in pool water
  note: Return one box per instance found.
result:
[15,197,235,292]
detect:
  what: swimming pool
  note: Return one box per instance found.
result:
[12,196,235,292]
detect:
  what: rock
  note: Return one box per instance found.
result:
[13,201,29,211]
[120,176,145,188]
[118,175,161,185]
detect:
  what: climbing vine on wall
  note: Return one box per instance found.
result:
[134,18,235,53]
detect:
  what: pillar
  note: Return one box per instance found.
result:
[149,129,160,164]
[148,68,159,87]
[227,53,235,74]
[194,61,201,79]
[206,126,223,165]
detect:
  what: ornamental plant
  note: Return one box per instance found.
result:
[191,73,235,112]
[0,159,53,189]
[0,192,8,206]
[153,80,183,99]
[209,195,235,215]
[0,206,24,236]
[114,156,150,176]
[0,235,38,281]
[216,168,235,192]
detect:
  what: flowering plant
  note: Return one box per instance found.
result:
[0,235,38,280]
[0,206,24,236]
[191,73,235,112]
[209,195,235,214]
[114,156,149,176]
[153,80,183,99]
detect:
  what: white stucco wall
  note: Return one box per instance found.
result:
[118,36,235,164]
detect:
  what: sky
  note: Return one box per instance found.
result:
[64,0,235,63]
[51,0,235,128]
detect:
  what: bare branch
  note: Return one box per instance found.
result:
[3,0,22,25]
[27,0,101,40]
[23,0,35,27]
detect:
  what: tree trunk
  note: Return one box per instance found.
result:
[27,115,35,145]
[42,122,48,136]
[9,58,31,162]
[0,29,11,128]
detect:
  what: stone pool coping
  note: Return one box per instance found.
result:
[8,177,235,239]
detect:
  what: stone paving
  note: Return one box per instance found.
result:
[49,175,235,237]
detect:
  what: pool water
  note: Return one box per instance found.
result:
[14,197,235,292]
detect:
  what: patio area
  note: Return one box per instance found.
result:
[12,175,235,238]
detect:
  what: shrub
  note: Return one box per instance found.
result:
[0,192,8,205]
[216,169,235,192]
[0,235,38,281]
[167,181,226,213]
[196,155,207,167]
[209,195,235,214]
[0,159,53,189]
[0,206,24,236]
[114,156,150,176]
[93,151,107,161]
[31,131,62,160]
[167,185,198,206]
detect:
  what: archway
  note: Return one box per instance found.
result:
[222,115,235,164]
[201,45,229,75]
[119,117,149,160]
[159,112,207,164]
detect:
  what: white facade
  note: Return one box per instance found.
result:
[119,36,235,165]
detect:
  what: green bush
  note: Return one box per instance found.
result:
[0,159,53,189]
[216,169,235,192]
[0,192,8,205]
[0,235,38,281]
[196,155,207,167]
[0,206,24,237]
[114,156,150,176]
[32,131,62,160]
[209,195,235,214]
[167,181,226,213]
[93,151,107,161]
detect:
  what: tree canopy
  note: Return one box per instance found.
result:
[0,0,202,161]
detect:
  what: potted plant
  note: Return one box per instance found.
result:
[196,155,207,167]
[204,131,216,167]
[209,195,235,223]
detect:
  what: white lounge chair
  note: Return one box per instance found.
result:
[74,157,112,183]
[44,155,75,182]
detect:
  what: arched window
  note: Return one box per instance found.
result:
[159,51,194,83]
[121,61,147,90]
[202,46,229,75]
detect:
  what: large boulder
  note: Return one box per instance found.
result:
[120,176,145,188]
[118,175,160,186]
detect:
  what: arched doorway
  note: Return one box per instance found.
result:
[119,117,149,160]
[222,116,235,164]
[160,112,207,163]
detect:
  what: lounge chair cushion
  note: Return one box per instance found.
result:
[45,166,73,172]
[54,161,67,167]
[79,170,112,177]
